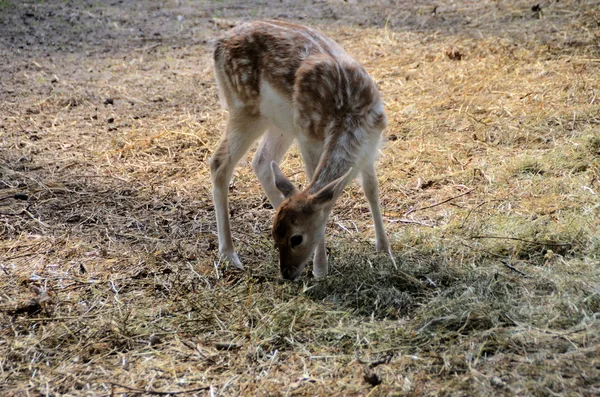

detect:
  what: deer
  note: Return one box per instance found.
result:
[210,20,394,280]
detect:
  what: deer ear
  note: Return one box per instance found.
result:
[271,161,298,199]
[311,168,354,209]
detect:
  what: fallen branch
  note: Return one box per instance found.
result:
[388,218,433,227]
[501,261,529,277]
[460,241,531,277]
[470,235,572,247]
[405,189,474,216]
[24,315,98,322]
[0,193,29,202]
[109,382,210,395]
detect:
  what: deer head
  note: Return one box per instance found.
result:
[270,162,354,280]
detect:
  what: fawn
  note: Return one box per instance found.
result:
[210,20,393,280]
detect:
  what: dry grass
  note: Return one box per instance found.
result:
[1,0,600,395]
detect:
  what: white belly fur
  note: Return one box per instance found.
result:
[259,81,297,135]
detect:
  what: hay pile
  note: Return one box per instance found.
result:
[1,0,599,395]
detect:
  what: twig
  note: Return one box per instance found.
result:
[388,218,433,227]
[109,382,210,395]
[470,235,572,247]
[24,315,98,322]
[405,189,474,216]
[459,199,497,228]
[23,209,50,228]
[3,251,41,261]
[215,342,240,351]
[466,113,489,125]
[460,241,531,277]
[357,351,394,368]
[501,261,529,277]
[0,193,29,202]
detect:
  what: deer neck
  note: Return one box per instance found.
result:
[307,126,361,195]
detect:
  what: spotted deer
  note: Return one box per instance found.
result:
[210,20,394,280]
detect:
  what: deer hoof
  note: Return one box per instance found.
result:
[220,251,244,269]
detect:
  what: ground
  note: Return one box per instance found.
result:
[1,0,599,396]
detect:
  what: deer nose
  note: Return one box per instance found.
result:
[281,266,299,281]
[280,256,301,280]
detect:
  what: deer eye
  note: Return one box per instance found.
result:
[290,235,303,248]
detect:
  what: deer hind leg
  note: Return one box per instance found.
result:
[300,142,329,278]
[252,126,295,209]
[361,162,396,266]
[210,111,267,268]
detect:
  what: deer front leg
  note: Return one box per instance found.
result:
[300,141,329,277]
[252,126,295,209]
[312,238,328,277]
[361,162,396,267]
[210,170,242,267]
[210,113,267,268]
